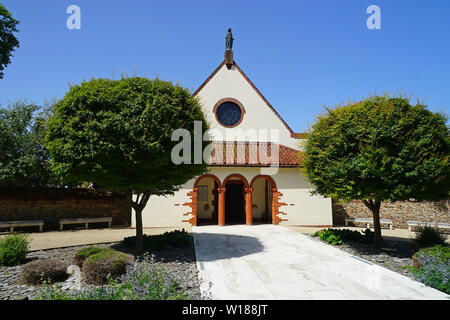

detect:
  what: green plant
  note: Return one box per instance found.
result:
[0,3,20,79]
[81,249,133,285]
[45,77,211,255]
[413,226,447,248]
[72,246,110,267]
[303,95,449,246]
[35,254,190,300]
[123,229,191,251]
[20,258,68,285]
[410,246,450,294]
[412,245,450,268]
[0,233,30,266]
[312,228,374,245]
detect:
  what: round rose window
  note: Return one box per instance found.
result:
[215,101,243,127]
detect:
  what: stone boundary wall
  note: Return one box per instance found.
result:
[0,187,131,230]
[332,199,449,230]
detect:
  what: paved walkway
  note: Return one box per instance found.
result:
[0,227,188,251]
[192,225,449,300]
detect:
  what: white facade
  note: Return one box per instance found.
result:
[134,59,332,228]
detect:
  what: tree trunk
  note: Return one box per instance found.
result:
[134,206,144,255]
[129,191,151,256]
[362,199,382,247]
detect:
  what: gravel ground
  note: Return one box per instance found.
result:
[0,239,202,300]
[310,235,417,280]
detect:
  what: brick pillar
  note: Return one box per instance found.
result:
[272,187,277,225]
[244,187,253,225]
[218,187,226,226]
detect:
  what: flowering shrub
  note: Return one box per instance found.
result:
[411,251,450,294]
[35,254,190,300]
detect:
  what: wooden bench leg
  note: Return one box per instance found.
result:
[10,227,14,233]
[85,223,89,229]
[60,224,64,231]
[39,225,43,232]
[389,224,393,230]
[108,222,112,228]
[366,223,370,229]
[345,221,348,226]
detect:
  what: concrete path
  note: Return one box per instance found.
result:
[192,225,449,300]
[0,227,189,251]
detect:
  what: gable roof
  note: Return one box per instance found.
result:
[193,60,305,139]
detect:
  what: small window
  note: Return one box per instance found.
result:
[198,185,208,201]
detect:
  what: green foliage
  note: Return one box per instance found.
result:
[45,77,210,194]
[410,245,450,294]
[304,95,449,203]
[72,246,110,267]
[0,233,30,266]
[81,249,133,285]
[413,226,447,248]
[0,101,54,187]
[35,254,189,300]
[123,229,191,251]
[20,258,68,285]
[0,3,20,79]
[412,245,450,268]
[312,228,374,245]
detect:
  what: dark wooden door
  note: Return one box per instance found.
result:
[225,182,245,224]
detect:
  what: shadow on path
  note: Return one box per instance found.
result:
[193,232,265,262]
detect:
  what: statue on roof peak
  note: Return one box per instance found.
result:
[225,28,234,51]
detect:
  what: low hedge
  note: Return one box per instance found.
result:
[312,228,374,245]
[123,229,191,251]
[72,246,111,267]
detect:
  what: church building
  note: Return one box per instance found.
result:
[134,30,333,228]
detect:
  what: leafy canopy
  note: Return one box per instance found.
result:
[304,95,449,203]
[0,2,20,79]
[45,77,210,194]
[0,101,53,187]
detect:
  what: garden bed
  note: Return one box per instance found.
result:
[0,239,201,300]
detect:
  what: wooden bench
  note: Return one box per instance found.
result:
[59,217,112,231]
[0,220,44,233]
[345,217,394,230]
[407,221,450,232]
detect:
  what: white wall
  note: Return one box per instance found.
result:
[134,167,332,228]
[195,64,303,150]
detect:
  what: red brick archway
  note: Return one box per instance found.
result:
[250,175,285,225]
[183,173,286,226]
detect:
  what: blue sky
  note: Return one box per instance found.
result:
[1,0,449,132]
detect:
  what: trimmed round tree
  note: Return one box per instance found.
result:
[45,77,210,254]
[303,95,449,246]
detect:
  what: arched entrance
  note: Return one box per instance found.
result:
[250,175,279,225]
[223,174,249,225]
[193,174,222,226]
[185,173,281,226]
